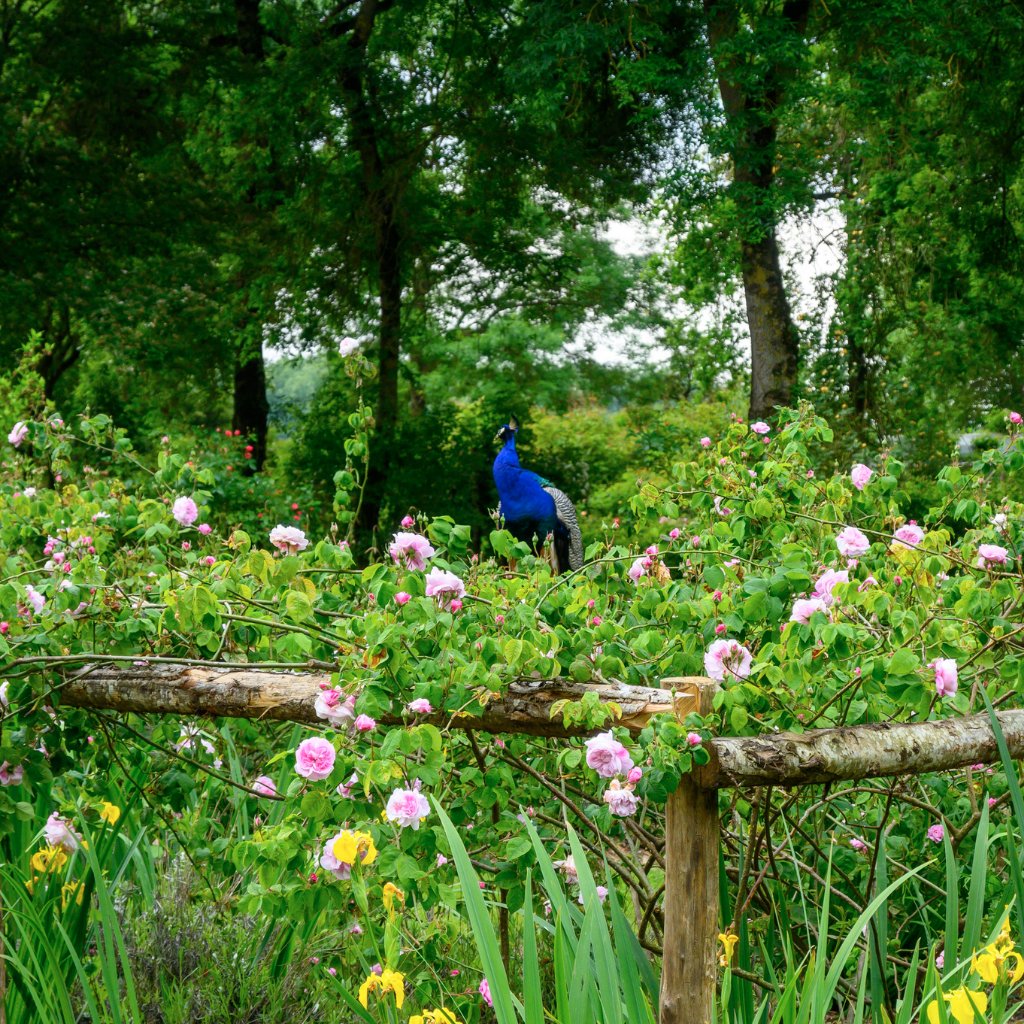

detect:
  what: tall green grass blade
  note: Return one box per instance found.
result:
[942,827,959,969]
[893,942,921,1024]
[433,799,518,1024]
[522,871,545,1024]
[868,833,889,1024]
[522,814,580,950]
[607,871,656,1024]
[554,915,571,1024]
[568,905,596,1024]
[962,801,990,964]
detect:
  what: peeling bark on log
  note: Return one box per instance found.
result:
[699,711,1024,789]
[57,664,700,738]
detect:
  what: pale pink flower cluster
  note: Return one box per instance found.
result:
[627,557,648,582]
[389,532,435,570]
[926,823,944,844]
[269,525,308,554]
[603,778,639,817]
[294,737,336,781]
[172,496,198,526]
[836,526,870,557]
[8,421,28,447]
[44,812,82,852]
[585,731,634,778]
[338,337,360,356]
[425,568,465,609]
[407,698,432,714]
[385,786,431,829]
[23,585,46,616]
[554,855,578,883]
[314,688,357,727]
[850,463,873,490]
[892,523,924,549]
[931,658,958,697]
[750,422,770,434]
[789,598,830,625]
[704,638,753,682]
[977,543,1008,568]
[812,568,848,607]
[253,775,277,797]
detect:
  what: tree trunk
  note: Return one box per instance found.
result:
[703,0,809,423]
[376,212,401,447]
[233,345,269,470]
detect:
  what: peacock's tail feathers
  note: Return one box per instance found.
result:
[542,485,583,571]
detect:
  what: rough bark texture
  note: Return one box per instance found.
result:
[57,664,700,738]
[660,679,719,1024]
[699,711,1024,789]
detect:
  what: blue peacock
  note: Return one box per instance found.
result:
[492,415,583,574]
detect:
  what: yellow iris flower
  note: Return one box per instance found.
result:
[99,802,121,825]
[332,830,377,867]
[926,987,988,1024]
[61,882,85,910]
[971,917,1024,985]
[30,846,68,875]
[383,882,405,915]
[358,969,405,1009]
[718,932,739,967]
[410,1010,460,1024]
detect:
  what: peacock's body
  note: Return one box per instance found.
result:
[492,416,583,574]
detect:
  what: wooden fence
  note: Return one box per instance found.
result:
[56,664,1024,1024]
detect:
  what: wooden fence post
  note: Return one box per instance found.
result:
[659,677,720,1024]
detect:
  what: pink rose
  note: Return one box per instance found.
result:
[394,591,411,605]
[407,698,432,714]
[850,838,867,851]
[495,613,505,624]
[252,775,277,797]
[812,568,849,607]
[389,532,436,571]
[591,615,602,626]
[627,558,647,583]
[198,523,212,535]
[294,737,336,781]
[385,786,431,829]
[931,658,958,697]
[627,766,643,784]
[585,731,634,778]
[400,515,415,528]
[436,853,448,867]
[354,714,376,733]
[977,543,1009,567]
[1011,412,1022,424]
[703,638,753,682]
[790,597,830,625]
[479,979,493,1008]
[687,732,702,747]
[669,528,680,539]
[424,568,466,609]
[646,544,658,557]
[750,421,770,434]
[603,779,639,816]
[893,523,924,548]
[850,464,873,490]
[926,823,944,844]
[8,421,28,447]
[336,772,358,799]
[700,437,711,448]
[835,526,870,557]
[172,496,199,527]
[0,762,23,786]
[269,525,308,554]
[315,688,356,726]
[44,812,82,851]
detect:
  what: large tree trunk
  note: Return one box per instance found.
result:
[703,0,808,423]
[233,344,270,470]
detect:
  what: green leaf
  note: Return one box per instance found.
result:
[284,590,312,622]
[888,649,920,676]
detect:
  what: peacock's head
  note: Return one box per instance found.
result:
[494,415,519,444]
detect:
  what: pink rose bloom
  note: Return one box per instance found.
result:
[687,732,702,746]
[836,526,871,557]
[893,523,924,548]
[603,779,639,817]
[591,615,602,626]
[646,544,658,557]
[315,688,356,726]
[669,528,680,539]
[807,470,814,479]
[172,496,199,527]
[751,422,770,434]
[790,597,830,625]
[252,775,277,797]
[977,543,1009,567]
[385,786,431,829]
[8,421,28,447]
[703,638,753,682]
[450,599,463,611]
[989,798,998,809]
[436,853,448,867]
[400,515,415,528]
[858,575,878,592]
[627,766,643,784]
[424,568,465,609]
[850,464,873,490]
[0,762,23,786]
[812,568,849,606]
[354,714,376,733]
[407,698,432,714]
[23,585,46,615]
[389,531,436,571]
[700,437,711,448]
[203,556,215,566]
[337,772,358,799]
[1011,411,1022,424]
[319,831,353,880]
[44,812,82,851]
[585,731,634,778]
[850,838,867,851]
[713,496,734,516]
[935,951,945,970]
[294,737,336,781]
[394,591,411,606]
[198,523,212,535]
[181,541,191,551]
[338,337,360,356]
[479,979,493,1008]
[554,856,578,883]
[269,525,308,554]
[926,823,944,844]
[627,558,647,583]
[931,658,958,697]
